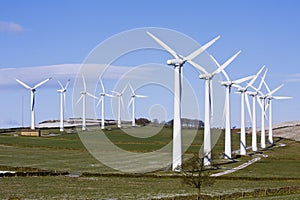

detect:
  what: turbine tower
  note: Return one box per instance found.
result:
[247,68,267,151]
[57,79,70,132]
[233,66,264,155]
[211,55,255,159]
[76,75,98,131]
[147,31,220,171]
[97,80,114,129]
[192,51,242,163]
[264,82,292,144]
[257,92,267,148]
[128,83,147,127]
[112,84,127,128]
[16,78,51,130]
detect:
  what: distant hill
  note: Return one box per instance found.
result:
[271,121,300,141]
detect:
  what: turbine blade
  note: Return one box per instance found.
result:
[106,93,115,98]
[264,100,269,120]
[210,55,230,82]
[257,68,268,91]
[121,96,124,110]
[263,80,271,93]
[76,95,83,105]
[233,75,255,85]
[222,95,227,122]
[246,66,265,89]
[82,75,87,91]
[100,80,105,93]
[128,83,134,94]
[58,80,64,89]
[249,84,259,93]
[184,35,221,61]
[269,84,284,96]
[212,50,241,76]
[135,95,147,98]
[16,79,32,90]
[231,84,243,90]
[187,60,208,74]
[86,92,98,99]
[111,91,121,96]
[245,94,252,122]
[273,96,292,100]
[33,77,51,89]
[121,84,128,94]
[257,96,263,109]
[146,32,179,59]
[128,97,133,108]
[64,79,70,90]
[96,97,102,107]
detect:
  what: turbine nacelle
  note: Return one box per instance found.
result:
[220,81,233,87]
[57,89,66,93]
[199,73,212,80]
[237,88,247,93]
[167,58,185,66]
[247,91,257,97]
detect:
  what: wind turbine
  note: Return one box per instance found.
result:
[57,79,70,132]
[147,31,220,170]
[233,66,265,155]
[264,82,292,144]
[112,84,128,128]
[211,54,255,159]
[128,83,147,127]
[257,91,268,148]
[16,78,51,130]
[190,51,241,163]
[97,80,114,129]
[247,68,268,151]
[76,75,98,131]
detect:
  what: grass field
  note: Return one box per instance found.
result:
[0,126,300,199]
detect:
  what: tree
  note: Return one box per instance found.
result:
[135,118,150,126]
[179,154,215,200]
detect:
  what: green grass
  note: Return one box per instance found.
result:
[0,127,300,199]
[1,176,300,199]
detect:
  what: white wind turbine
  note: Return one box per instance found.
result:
[247,68,268,151]
[263,82,292,144]
[211,54,255,159]
[147,31,220,170]
[16,78,51,130]
[128,84,147,127]
[76,75,98,131]
[97,80,114,129]
[191,51,242,163]
[112,85,128,128]
[257,90,268,148]
[233,66,265,155]
[57,79,70,132]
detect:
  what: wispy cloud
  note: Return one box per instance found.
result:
[284,73,300,83]
[0,63,140,88]
[0,20,24,33]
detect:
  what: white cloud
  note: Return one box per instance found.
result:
[0,21,24,33]
[284,73,300,83]
[0,63,139,88]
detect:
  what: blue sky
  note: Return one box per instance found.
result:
[0,0,300,128]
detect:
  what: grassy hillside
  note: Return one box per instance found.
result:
[0,127,299,199]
